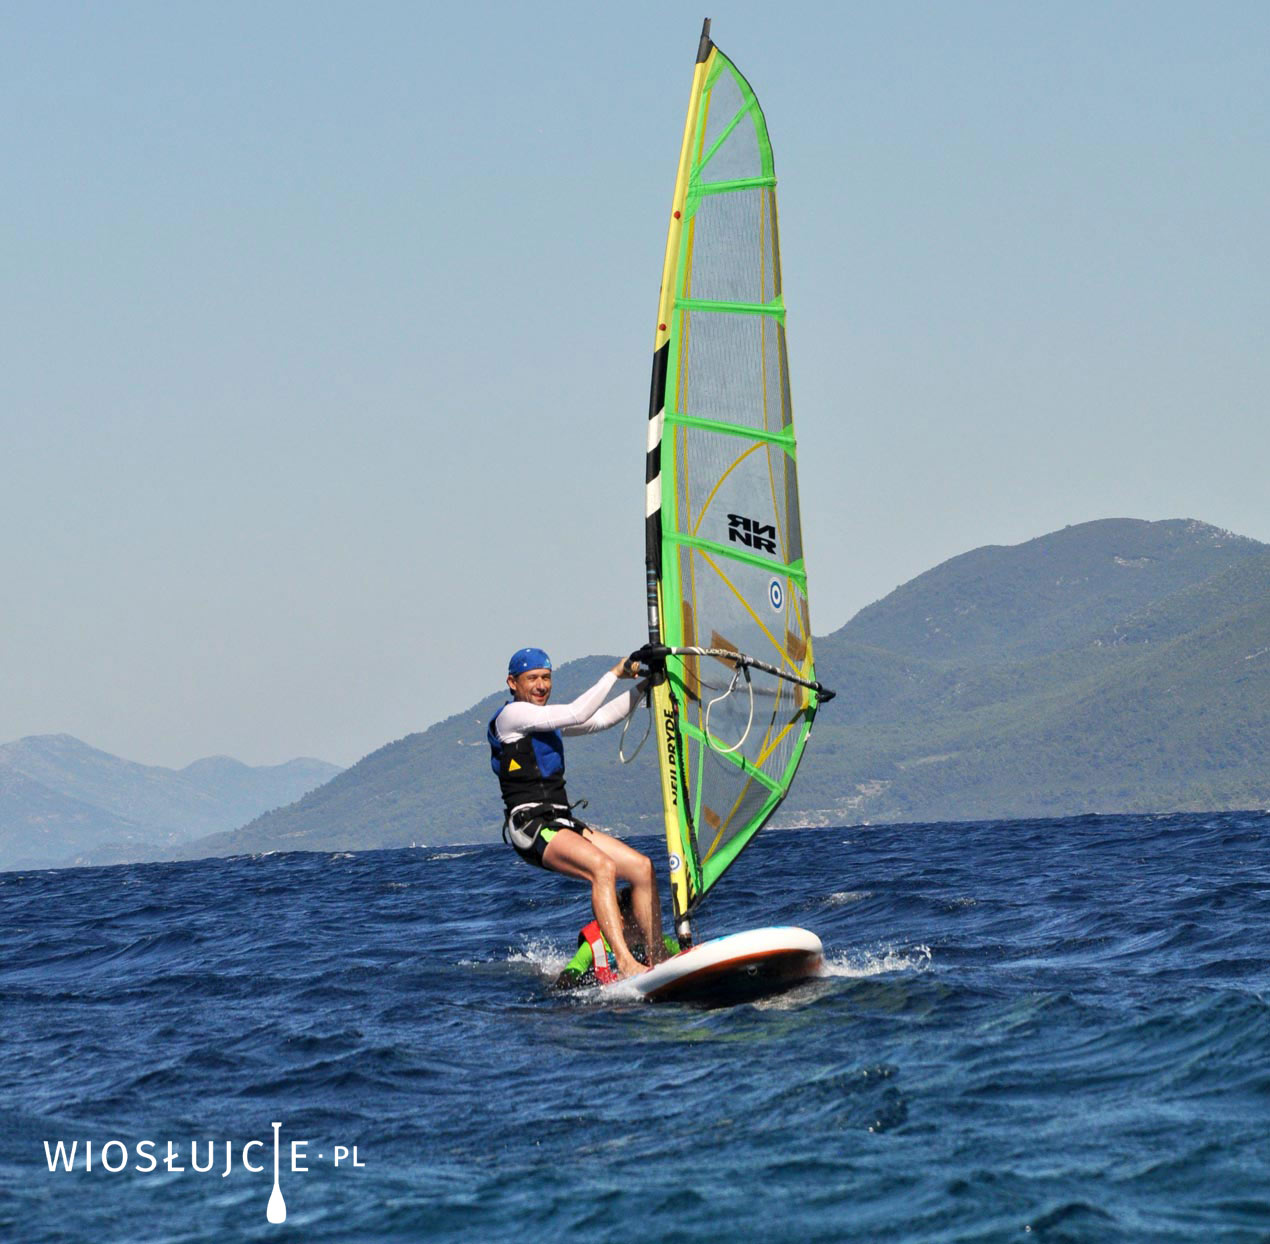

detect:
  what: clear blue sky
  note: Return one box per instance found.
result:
[4,1,1267,767]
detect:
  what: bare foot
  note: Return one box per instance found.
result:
[617,958,650,978]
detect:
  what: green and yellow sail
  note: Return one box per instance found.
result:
[645,21,829,941]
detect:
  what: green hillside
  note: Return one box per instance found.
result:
[841,518,1263,661]
[798,527,1270,823]
[182,518,1270,858]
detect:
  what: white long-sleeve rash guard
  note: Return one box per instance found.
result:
[494,670,649,744]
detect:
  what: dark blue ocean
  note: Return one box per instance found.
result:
[2,811,1268,1243]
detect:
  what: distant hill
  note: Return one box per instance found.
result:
[0,736,341,871]
[183,517,1269,859]
[804,519,1270,821]
[839,518,1262,662]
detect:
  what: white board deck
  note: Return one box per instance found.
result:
[616,925,823,1005]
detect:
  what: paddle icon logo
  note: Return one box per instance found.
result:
[266,1122,286,1224]
[41,1120,365,1224]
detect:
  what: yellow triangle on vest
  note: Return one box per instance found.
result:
[508,759,521,772]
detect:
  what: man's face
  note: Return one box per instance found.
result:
[508,668,552,705]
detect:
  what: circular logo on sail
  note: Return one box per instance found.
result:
[768,579,784,612]
[668,854,682,873]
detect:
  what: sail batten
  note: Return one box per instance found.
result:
[646,28,827,936]
[695,175,777,196]
[665,412,795,445]
[675,295,785,316]
[665,534,805,580]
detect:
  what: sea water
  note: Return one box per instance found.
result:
[1,811,1267,1243]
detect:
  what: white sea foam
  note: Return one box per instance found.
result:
[824,890,873,906]
[505,938,570,976]
[822,944,932,978]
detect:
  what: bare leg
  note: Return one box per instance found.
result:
[580,828,668,966]
[541,831,648,976]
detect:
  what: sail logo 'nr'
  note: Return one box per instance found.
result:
[727,513,776,554]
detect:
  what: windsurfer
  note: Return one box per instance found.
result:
[488,647,668,977]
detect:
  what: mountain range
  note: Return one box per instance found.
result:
[6,517,1265,870]
[177,517,1270,859]
[0,736,341,871]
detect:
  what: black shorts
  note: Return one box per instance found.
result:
[507,811,588,869]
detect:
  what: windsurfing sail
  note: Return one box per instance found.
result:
[644,20,833,943]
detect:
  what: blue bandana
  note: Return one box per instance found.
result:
[507,647,552,677]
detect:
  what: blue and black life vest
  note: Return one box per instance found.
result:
[487,704,569,815]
